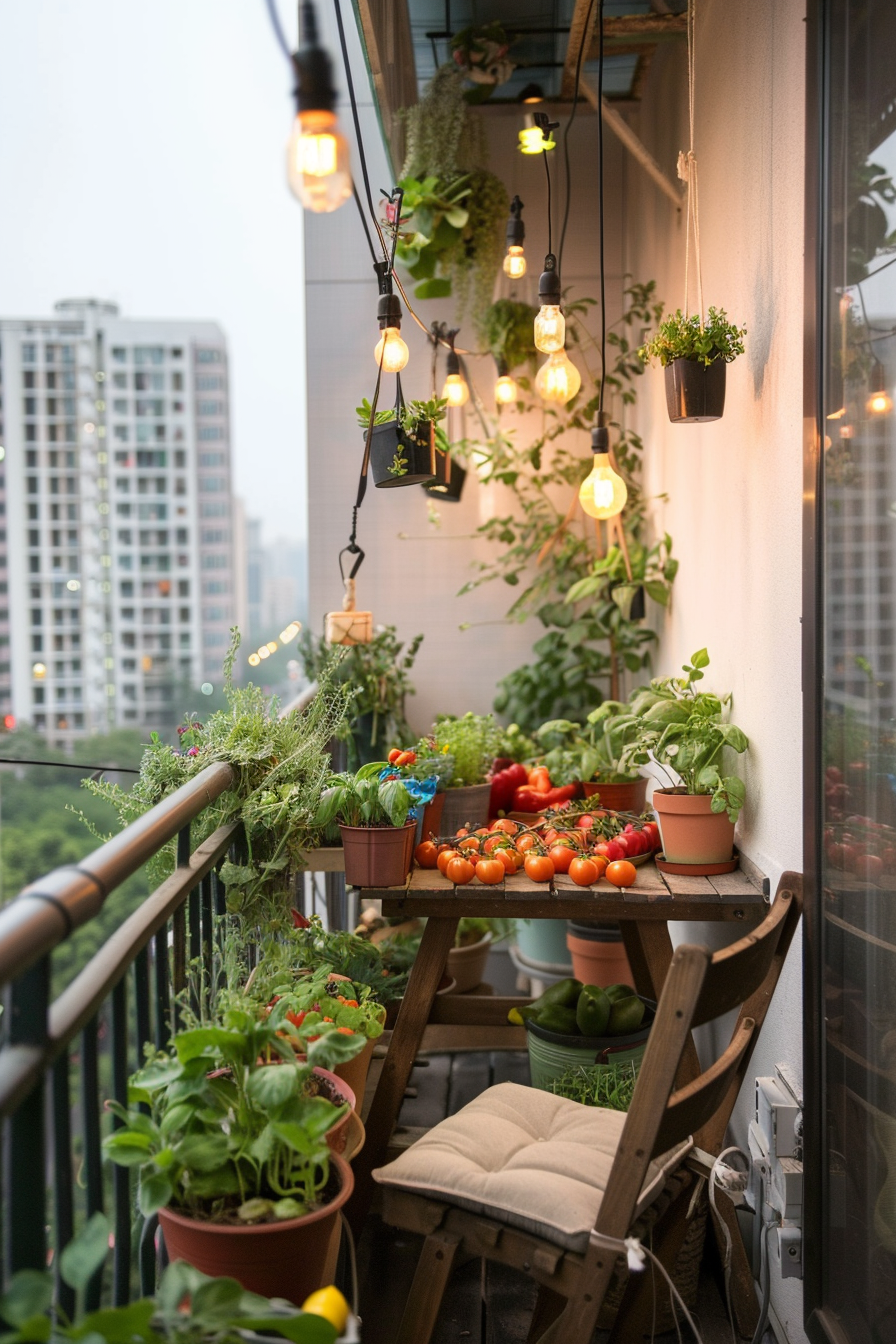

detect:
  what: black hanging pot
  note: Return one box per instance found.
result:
[610,583,646,622]
[664,357,727,423]
[424,449,467,502]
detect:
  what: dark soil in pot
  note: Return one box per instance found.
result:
[664,357,727,423]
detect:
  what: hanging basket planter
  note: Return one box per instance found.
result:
[371,419,437,488]
[424,448,467,501]
[664,357,727,423]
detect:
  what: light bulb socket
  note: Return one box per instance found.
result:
[538,254,561,304]
[591,423,610,456]
[292,0,337,113]
[374,262,402,329]
[506,196,525,248]
[495,356,509,378]
[871,359,887,393]
[446,349,461,377]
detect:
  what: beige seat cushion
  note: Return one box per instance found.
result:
[373,1082,692,1253]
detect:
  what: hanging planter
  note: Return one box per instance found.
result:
[639,308,746,425]
[663,357,727,423]
[424,447,467,501]
[357,384,446,488]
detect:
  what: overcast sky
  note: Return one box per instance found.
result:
[0,0,306,541]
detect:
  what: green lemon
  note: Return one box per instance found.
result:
[576,985,612,1037]
[607,995,646,1035]
[604,983,637,1004]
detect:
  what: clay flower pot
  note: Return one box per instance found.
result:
[333,1036,376,1112]
[664,358,727,423]
[421,791,445,840]
[566,921,632,988]
[447,932,492,994]
[440,783,492,835]
[582,777,649,814]
[311,1067,356,1155]
[339,820,416,887]
[158,1154,354,1306]
[651,787,735,866]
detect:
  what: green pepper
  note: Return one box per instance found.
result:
[576,984,611,1036]
[532,977,583,1011]
[534,1004,580,1035]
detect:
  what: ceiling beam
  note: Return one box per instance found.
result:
[561,0,600,100]
[579,73,682,210]
[355,0,417,175]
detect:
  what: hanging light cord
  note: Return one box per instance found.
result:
[333,0,389,260]
[597,0,606,413]
[558,0,595,274]
[542,149,553,258]
[264,0,291,58]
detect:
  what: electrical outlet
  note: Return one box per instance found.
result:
[775,1225,802,1280]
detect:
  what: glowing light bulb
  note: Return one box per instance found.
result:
[495,373,518,404]
[503,246,527,279]
[519,125,555,154]
[579,431,627,520]
[535,350,581,404]
[374,327,409,373]
[442,372,469,407]
[869,390,893,415]
[534,305,565,354]
[286,110,352,213]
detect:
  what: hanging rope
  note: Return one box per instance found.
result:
[677,0,704,322]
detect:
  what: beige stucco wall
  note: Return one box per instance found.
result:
[627,3,807,1340]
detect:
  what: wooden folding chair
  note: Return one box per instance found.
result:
[373,873,803,1344]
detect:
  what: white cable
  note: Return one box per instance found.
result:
[749,1223,776,1344]
[589,1230,704,1344]
[707,1146,751,1344]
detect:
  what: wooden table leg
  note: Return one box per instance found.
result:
[619,920,702,1086]
[346,915,459,1236]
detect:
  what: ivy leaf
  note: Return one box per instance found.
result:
[59,1213,110,1292]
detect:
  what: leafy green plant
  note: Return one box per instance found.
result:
[535,699,641,786]
[638,307,746,367]
[356,395,449,453]
[615,649,749,821]
[482,299,540,371]
[315,762,414,829]
[81,630,352,928]
[104,1004,363,1222]
[455,916,514,947]
[248,914,411,1005]
[388,450,408,477]
[430,713,503,787]
[0,1213,337,1344]
[547,1059,640,1111]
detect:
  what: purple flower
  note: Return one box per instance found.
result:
[177,726,186,736]
[187,746,200,757]
[192,722,203,731]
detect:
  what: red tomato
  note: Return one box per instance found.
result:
[590,854,610,880]
[606,860,637,888]
[415,841,439,869]
[455,827,470,838]
[543,828,560,846]
[613,834,632,855]
[852,853,883,881]
[569,856,599,886]
[446,856,475,885]
[476,858,505,885]
[495,847,521,874]
[524,853,555,883]
[387,748,403,764]
[826,842,856,870]
[492,818,519,835]
[395,751,414,766]
[437,848,461,876]
[641,822,660,850]
[576,814,595,831]
[595,840,625,863]
[548,844,574,874]
[624,831,645,856]
[458,836,481,853]
[516,834,538,853]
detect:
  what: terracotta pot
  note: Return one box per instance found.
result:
[158,1154,354,1306]
[664,358,727,423]
[566,922,632,988]
[440,783,492,835]
[421,791,445,840]
[582,777,649,814]
[339,820,415,887]
[447,932,492,994]
[651,788,735,865]
[311,1067,356,1155]
[333,1036,375,1111]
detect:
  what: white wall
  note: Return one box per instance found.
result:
[627,4,807,1340]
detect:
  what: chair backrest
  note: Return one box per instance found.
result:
[591,873,803,1245]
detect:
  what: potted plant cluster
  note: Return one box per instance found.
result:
[616,648,749,870]
[315,763,416,888]
[357,393,448,488]
[104,1002,365,1305]
[639,306,747,423]
[428,712,504,832]
[535,707,649,814]
[383,740,455,837]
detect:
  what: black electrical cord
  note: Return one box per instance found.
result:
[333,0,388,260]
[264,0,291,59]
[558,0,595,275]
[0,756,138,774]
[542,150,553,258]
[597,0,606,413]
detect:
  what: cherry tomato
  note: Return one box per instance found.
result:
[528,767,552,794]
[495,847,521,874]
[524,854,554,883]
[591,854,610,880]
[543,828,560,846]
[483,833,507,855]
[569,856,599,886]
[394,751,412,766]
[576,814,595,831]
[595,840,625,863]
[516,834,538,853]
[387,748,403,764]
[548,844,574,874]
[853,853,883,881]
[826,842,856,870]
[642,822,660,850]
[446,856,475,885]
[475,826,491,836]
[415,841,439,869]
[606,860,637,888]
[455,827,470,838]
[458,836,481,853]
[476,858,505,885]
[614,834,631,855]
[437,848,461,876]
[492,818,519,835]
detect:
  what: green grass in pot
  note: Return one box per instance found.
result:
[431,712,503,787]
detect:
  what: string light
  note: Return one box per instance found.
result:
[867,359,893,416]
[374,260,409,372]
[494,357,518,405]
[535,266,565,353]
[441,332,469,406]
[503,196,527,278]
[286,0,351,212]
[579,420,627,520]
[535,350,581,403]
[519,116,556,155]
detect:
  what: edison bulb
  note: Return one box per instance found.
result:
[868,389,893,415]
[579,457,627,520]
[534,305,565,354]
[286,110,352,213]
[374,327,409,373]
[535,351,581,404]
[503,246,527,279]
[442,373,469,407]
[495,374,518,404]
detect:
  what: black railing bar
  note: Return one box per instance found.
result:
[0,762,234,988]
[0,823,238,1117]
[0,757,139,774]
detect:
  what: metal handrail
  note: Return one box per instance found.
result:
[0,760,234,989]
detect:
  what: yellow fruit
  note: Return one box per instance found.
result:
[301,1286,350,1333]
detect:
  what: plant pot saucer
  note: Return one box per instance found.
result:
[655,848,739,877]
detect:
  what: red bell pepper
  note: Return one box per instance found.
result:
[512,783,578,812]
[488,761,529,816]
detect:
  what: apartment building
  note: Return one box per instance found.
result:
[0,298,240,746]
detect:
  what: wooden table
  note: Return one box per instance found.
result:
[346,858,769,1234]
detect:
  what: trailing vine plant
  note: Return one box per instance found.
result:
[455,280,678,733]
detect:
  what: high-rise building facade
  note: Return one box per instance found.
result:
[0,299,238,746]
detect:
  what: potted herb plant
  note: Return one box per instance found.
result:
[104,1003,364,1305]
[314,763,416,887]
[638,306,747,423]
[428,712,503,832]
[358,392,446,488]
[447,916,514,993]
[616,648,749,870]
[383,741,454,837]
[536,711,648,815]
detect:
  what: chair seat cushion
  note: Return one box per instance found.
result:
[373,1082,692,1253]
